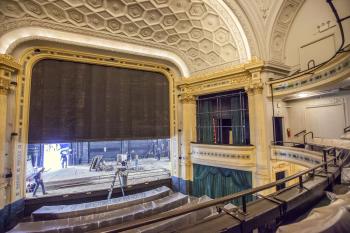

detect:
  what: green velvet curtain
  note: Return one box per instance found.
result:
[192,164,252,205]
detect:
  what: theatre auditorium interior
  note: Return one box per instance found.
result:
[1,0,350,232]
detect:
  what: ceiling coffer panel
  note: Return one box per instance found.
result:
[0,0,249,75]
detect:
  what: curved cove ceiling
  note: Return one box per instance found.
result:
[0,0,251,75]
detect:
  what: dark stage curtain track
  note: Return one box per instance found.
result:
[29,59,169,143]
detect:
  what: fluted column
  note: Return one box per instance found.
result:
[178,93,196,193]
[0,54,20,209]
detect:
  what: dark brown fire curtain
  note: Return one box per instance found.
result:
[29,59,169,143]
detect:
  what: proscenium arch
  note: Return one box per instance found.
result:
[11,46,178,201]
[0,27,190,77]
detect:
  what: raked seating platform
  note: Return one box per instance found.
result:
[31,186,170,220]
[10,191,188,233]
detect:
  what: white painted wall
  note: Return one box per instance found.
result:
[285,0,350,69]
[285,92,350,141]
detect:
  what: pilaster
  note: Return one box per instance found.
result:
[0,54,20,209]
[178,93,196,191]
[246,69,271,191]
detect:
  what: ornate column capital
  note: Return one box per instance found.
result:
[0,54,21,95]
[179,93,196,104]
[245,83,264,95]
[0,54,21,71]
[0,77,12,95]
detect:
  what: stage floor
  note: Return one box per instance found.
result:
[26,158,171,198]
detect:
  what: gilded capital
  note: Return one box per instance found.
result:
[0,54,21,95]
[245,83,264,96]
[0,54,21,71]
[179,93,196,104]
[0,76,12,95]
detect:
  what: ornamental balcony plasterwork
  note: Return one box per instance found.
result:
[271,146,323,168]
[0,0,252,77]
[268,52,350,97]
[191,143,256,171]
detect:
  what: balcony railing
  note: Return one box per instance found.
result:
[102,147,342,232]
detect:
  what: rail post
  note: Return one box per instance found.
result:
[242,195,247,213]
[323,149,328,172]
[298,175,303,189]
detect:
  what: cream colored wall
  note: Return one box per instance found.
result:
[283,92,350,141]
[285,0,350,70]
[270,160,306,190]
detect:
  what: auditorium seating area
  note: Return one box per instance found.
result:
[10,187,216,233]
[1,0,350,232]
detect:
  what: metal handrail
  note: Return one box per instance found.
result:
[294,129,306,137]
[303,131,314,144]
[271,141,304,147]
[344,126,350,133]
[103,148,339,232]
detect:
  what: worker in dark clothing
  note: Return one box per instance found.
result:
[60,150,68,168]
[33,167,47,197]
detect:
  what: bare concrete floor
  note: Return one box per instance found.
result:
[26,158,171,198]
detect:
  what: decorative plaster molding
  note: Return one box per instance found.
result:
[0,54,20,95]
[0,26,191,77]
[191,143,256,170]
[0,54,21,70]
[271,146,322,168]
[268,53,350,97]
[178,94,196,104]
[0,0,251,76]
[177,57,264,96]
[224,0,260,58]
[245,83,264,95]
[11,46,178,200]
[269,0,305,62]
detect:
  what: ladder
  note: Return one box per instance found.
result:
[107,169,125,200]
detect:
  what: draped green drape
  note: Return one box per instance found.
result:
[192,164,252,205]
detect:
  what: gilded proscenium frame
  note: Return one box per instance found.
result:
[12,47,177,201]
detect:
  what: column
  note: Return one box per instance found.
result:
[0,54,20,209]
[246,78,271,192]
[178,93,196,194]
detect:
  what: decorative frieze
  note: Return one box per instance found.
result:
[177,57,264,96]
[269,53,350,97]
[191,143,256,169]
[271,146,323,167]
[178,94,196,104]
[192,150,251,160]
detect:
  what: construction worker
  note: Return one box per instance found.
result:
[33,167,48,197]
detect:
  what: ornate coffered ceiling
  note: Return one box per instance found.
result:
[0,0,251,76]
